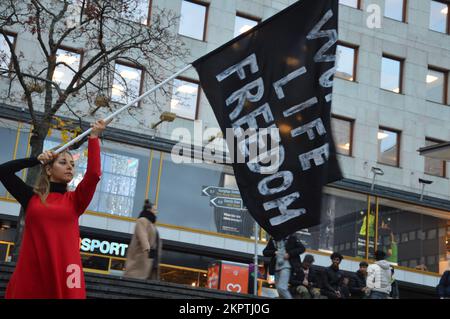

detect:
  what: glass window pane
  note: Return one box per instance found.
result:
[380,56,402,93]
[425,139,446,177]
[336,45,356,81]
[377,198,448,273]
[430,1,448,33]
[178,0,207,40]
[53,49,81,90]
[156,155,257,239]
[384,0,405,21]
[339,0,359,8]
[120,0,150,24]
[234,16,258,37]
[304,188,370,259]
[378,128,399,166]
[331,117,352,156]
[111,63,142,105]
[426,69,445,104]
[0,35,14,72]
[170,79,199,120]
[0,121,20,197]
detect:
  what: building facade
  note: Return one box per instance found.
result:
[0,0,449,295]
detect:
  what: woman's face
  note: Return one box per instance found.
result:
[47,152,75,184]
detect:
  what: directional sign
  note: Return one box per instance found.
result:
[210,197,244,210]
[202,186,241,198]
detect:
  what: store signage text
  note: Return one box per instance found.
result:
[80,238,128,257]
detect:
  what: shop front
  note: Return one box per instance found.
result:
[0,117,448,293]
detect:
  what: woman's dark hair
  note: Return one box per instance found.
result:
[143,199,153,211]
[139,199,156,223]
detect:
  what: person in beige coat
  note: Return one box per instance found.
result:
[124,200,162,280]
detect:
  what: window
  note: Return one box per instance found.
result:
[122,0,151,25]
[425,138,446,177]
[307,188,370,259]
[426,68,448,104]
[380,55,403,93]
[427,228,437,240]
[170,78,200,120]
[0,34,15,74]
[111,62,143,105]
[339,0,359,8]
[430,1,449,33]
[331,116,353,156]
[178,0,208,41]
[234,14,259,37]
[53,48,82,90]
[336,43,357,81]
[384,0,406,22]
[378,127,400,167]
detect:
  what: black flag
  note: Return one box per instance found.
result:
[193,0,342,240]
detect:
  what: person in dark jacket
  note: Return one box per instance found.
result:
[320,252,346,299]
[290,254,321,299]
[349,261,369,299]
[437,270,450,299]
[263,234,305,299]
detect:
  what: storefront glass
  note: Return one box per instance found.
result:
[297,187,371,259]
[376,198,448,273]
[157,154,257,238]
[0,120,30,198]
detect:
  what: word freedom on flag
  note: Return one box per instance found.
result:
[193,0,342,240]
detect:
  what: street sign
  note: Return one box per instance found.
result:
[210,197,244,210]
[202,186,241,198]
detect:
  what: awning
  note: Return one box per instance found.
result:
[418,142,450,161]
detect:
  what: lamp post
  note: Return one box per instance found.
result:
[371,167,384,191]
[418,178,433,201]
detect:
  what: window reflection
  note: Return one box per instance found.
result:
[178,0,207,40]
[377,199,448,273]
[426,69,446,104]
[119,0,150,25]
[234,15,258,37]
[303,188,370,259]
[378,128,399,166]
[336,44,356,81]
[0,35,14,73]
[170,78,199,120]
[384,0,405,22]
[111,62,142,105]
[430,1,448,33]
[339,0,359,8]
[157,155,256,238]
[380,56,402,93]
[424,139,446,177]
[53,48,81,90]
[331,116,353,156]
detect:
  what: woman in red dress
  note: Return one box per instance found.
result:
[0,120,107,299]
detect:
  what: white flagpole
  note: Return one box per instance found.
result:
[54,64,193,154]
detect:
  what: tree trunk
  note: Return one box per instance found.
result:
[11,125,47,262]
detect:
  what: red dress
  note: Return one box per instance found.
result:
[1,137,101,299]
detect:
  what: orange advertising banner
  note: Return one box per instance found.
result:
[219,262,249,294]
